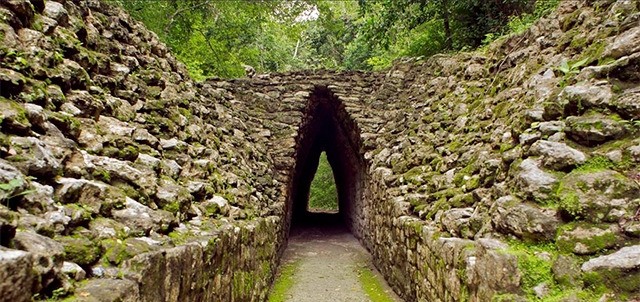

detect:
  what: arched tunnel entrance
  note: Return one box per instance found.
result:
[272,88,401,301]
[285,85,366,237]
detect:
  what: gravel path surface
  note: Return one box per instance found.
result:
[271,225,402,302]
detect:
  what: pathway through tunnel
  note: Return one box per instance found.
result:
[268,223,401,302]
[269,86,402,301]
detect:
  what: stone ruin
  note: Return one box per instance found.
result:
[1,0,640,301]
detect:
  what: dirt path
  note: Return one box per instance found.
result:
[269,226,402,302]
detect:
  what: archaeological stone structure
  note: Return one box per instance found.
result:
[1,0,640,301]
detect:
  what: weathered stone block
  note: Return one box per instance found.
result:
[0,247,35,302]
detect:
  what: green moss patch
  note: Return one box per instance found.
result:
[356,265,396,302]
[268,260,300,302]
[505,241,559,298]
[556,223,620,255]
[57,235,103,266]
[101,238,130,266]
[501,240,616,301]
[573,156,615,173]
[585,269,640,295]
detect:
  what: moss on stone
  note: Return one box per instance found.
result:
[450,193,475,208]
[178,107,193,120]
[92,168,111,183]
[464,175,481,191]
[452,158,479,187]
[163,201,181,214]
[582,271,603,287]
[168,230,195,245]
[101,238,129,266]
[63,204,94,224]
[143,112,178,137]
[448,140,463,152]
[556,222,620,256]
[49,112,82,136]
[558,191,581,218]
[574,156,615,173]
[499,241,610,301]
[491,293,524,302]
[569,35,588,52]
[403,166,426,185]
[0,133,10,150]
[4,99,29,125]
[499,143,515,153]
[115,182,145,202]
[203,202,222,216]
[117,145,139,161]
[58,235,103,266]
[506,242,558,296]
[494,101,510,118]
[426,197,449,220]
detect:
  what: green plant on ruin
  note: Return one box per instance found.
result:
[0,178,34,206]
[4,50,29,71]
[559,184,582,211]
[502,241,573,301]
[556,57,589,87]
[91,168,111,183]
[622,118,640,130]
[36,287,68,301]
[574,156,615,173]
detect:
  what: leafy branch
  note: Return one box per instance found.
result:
[164,1,213,34]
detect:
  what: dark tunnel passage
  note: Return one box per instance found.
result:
[285,85,366,237]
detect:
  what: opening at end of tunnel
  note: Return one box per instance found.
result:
[307,152,339,214]
[286,86,365,237]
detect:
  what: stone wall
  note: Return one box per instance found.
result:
[0,0,289,300]
[1,0,640,301]
[352,1,640,300]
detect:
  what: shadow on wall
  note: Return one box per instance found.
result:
[285,85,366,237]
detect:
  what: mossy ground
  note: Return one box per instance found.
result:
[267,260,300,302]
[357,265,396,302]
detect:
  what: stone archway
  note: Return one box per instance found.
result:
[285,85,366,238]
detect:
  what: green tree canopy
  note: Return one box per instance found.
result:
[117,0,558,78]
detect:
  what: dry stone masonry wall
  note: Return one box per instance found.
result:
[0,0,640,301]
[0,0,286,300]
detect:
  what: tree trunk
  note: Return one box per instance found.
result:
[294,39,301,59]
[442,0,452,50]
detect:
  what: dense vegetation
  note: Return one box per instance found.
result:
[116,0,558,79]
[308,153,338,211]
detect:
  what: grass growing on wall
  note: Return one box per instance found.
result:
[308,152,339,211]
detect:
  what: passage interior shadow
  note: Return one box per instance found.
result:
[285,85,366,240]
[290,212,346,237]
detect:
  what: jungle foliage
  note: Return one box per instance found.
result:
[116,0,559,79]
[308,153,339,212]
